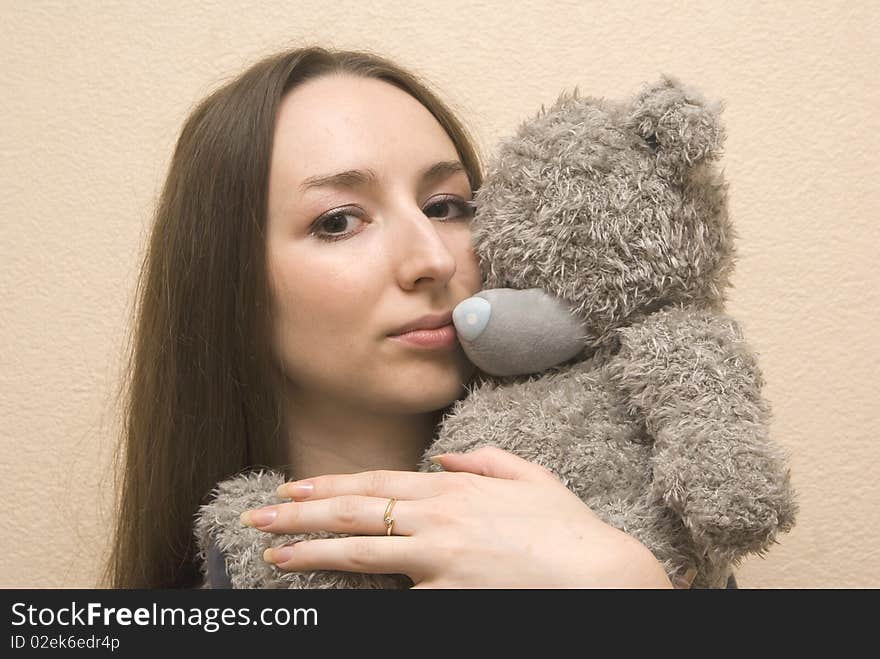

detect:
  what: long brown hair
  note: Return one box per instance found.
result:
[103,46,483,588]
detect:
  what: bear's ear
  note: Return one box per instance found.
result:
[626,74,726,174]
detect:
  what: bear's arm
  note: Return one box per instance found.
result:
[606,307,797,564]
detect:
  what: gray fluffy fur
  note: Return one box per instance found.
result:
[194,75,797,589]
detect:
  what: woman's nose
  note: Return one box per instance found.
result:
[393,211,458,289]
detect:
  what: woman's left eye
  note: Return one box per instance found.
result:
[423,195,477,221]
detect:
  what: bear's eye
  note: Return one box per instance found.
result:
[643,134,660,152]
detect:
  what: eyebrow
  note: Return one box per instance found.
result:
[299,160,467,192]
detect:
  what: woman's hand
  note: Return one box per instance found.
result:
[239,446,673,588]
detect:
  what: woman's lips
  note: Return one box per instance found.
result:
[388,323,457,348]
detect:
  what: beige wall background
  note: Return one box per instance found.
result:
[1,0,877,588]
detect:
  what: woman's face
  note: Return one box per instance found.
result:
[266,74,481,415]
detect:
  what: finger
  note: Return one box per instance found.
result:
[241,496,418,536]
[432,446,558,483]
[671,566,697,589]
[264,536,424,578]
[276,468,452,501]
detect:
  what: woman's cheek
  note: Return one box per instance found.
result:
[447,227,482,292]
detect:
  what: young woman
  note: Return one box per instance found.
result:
[105,46,676,589]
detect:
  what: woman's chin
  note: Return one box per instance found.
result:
[391,364,475,413]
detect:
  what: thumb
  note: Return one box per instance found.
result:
[431,446,556,483]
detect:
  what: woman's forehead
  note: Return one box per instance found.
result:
[272,75,457,175]
[268,75,461,216]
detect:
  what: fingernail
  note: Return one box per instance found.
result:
[277,482,314,498]
[240,507,277,527]
[428,454,447,465]
[673,566,697,588]
[264,545,295,564]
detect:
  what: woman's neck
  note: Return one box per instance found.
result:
[280,390,444,482]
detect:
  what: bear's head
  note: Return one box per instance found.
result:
[471,75,735,349]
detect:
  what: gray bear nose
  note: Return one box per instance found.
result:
[453,296,492,341]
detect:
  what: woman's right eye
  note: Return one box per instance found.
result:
[310,209,364,242]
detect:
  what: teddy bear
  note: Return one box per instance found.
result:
[194,75,798,589]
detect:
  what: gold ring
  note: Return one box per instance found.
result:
[383,498,397,536]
